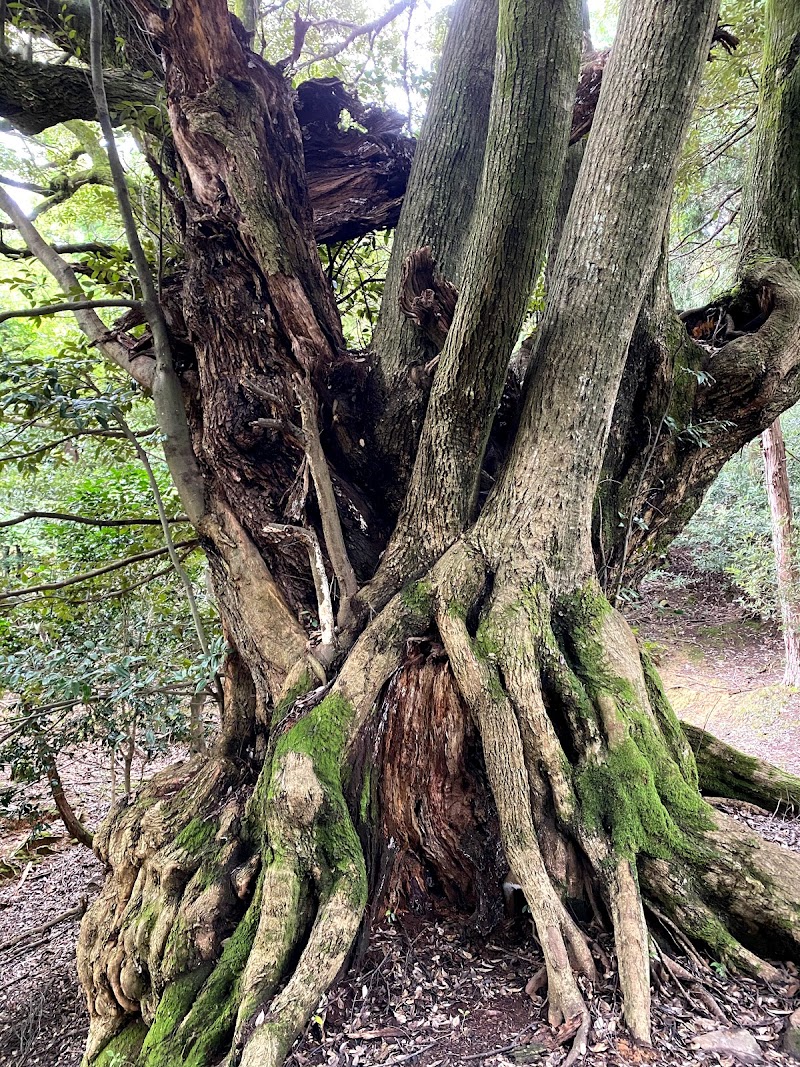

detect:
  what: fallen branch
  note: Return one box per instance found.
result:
[0,899,87,952]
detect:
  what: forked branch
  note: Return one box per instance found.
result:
[263,521,336,665]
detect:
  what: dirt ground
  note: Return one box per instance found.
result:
[626,563,800,776]
[2,565,800,1067]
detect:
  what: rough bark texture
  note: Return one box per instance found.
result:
[367,0,499,507]
[365,0,581,602]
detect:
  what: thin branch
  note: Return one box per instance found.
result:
[0,298,139,324]
[0,426,157,465]
[670,187,741,254]
[263,521,335,662]
[0,540,199,602]
[0,185,154,389]
[50,560,183,606]
[0,174,48,193]
[293,374,358,620]
[0,239,123,259]
[0,511,188,529]
[113,409,210,656]
[672,210,740,261]
[0,901,87,953]
[298,0,413,67]
[88,0,205,524]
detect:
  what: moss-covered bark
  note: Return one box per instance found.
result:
[683,720,800,813]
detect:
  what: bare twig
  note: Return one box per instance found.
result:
[113,409,210,656]
[299,0,413,67]
[0,510,187,529]
[0,298,139,324]
[293,375,358,623]
[89,0,205,524]
[0,426,157,465]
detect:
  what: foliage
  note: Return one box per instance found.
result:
[670,0,765,307]
[320,231,393,348]
[671,406,800,617]
[0,276,223,825]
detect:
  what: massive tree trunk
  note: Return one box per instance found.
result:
[4,0,800,1066]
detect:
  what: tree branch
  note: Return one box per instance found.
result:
[88,0,206,525]
[0,239,123,258]
[263,522,335,663]
[0,298,139,324]
[294,374,359,622]
[0,426,157,464]
[0,51,159,135]
[0,511,188,529]
[0,540,199,602]
[298,0,414,68]
[0,185,154,389]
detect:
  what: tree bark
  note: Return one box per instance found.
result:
[761,416,800,684]
[683,720,800,813]
[4,1,800,1066]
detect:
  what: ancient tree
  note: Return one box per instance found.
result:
[2,0,800,1064]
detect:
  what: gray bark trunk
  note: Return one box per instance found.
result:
[762,416,800,685]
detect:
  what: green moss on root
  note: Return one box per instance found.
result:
[94,1021,148,1067]
[139,968,212,1066]
[169,875,265,1067]
[174,817,216,854]
[401,580,433,617]
[555,584,711,858]
[271,669,313,727]
[576,729,709,861]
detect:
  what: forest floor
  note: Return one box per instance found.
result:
[1,562,800,1067]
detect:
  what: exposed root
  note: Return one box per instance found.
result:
[608,860,651,1042]
[434,555,800,1050]
[78,758,253,1062]
[80,554,800,1067]
[237,873,365,1067]
[437,602,591,1060]
[682,720,800,815]
[80,588,424,1067]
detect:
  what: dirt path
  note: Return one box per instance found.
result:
[625,565,800,776]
